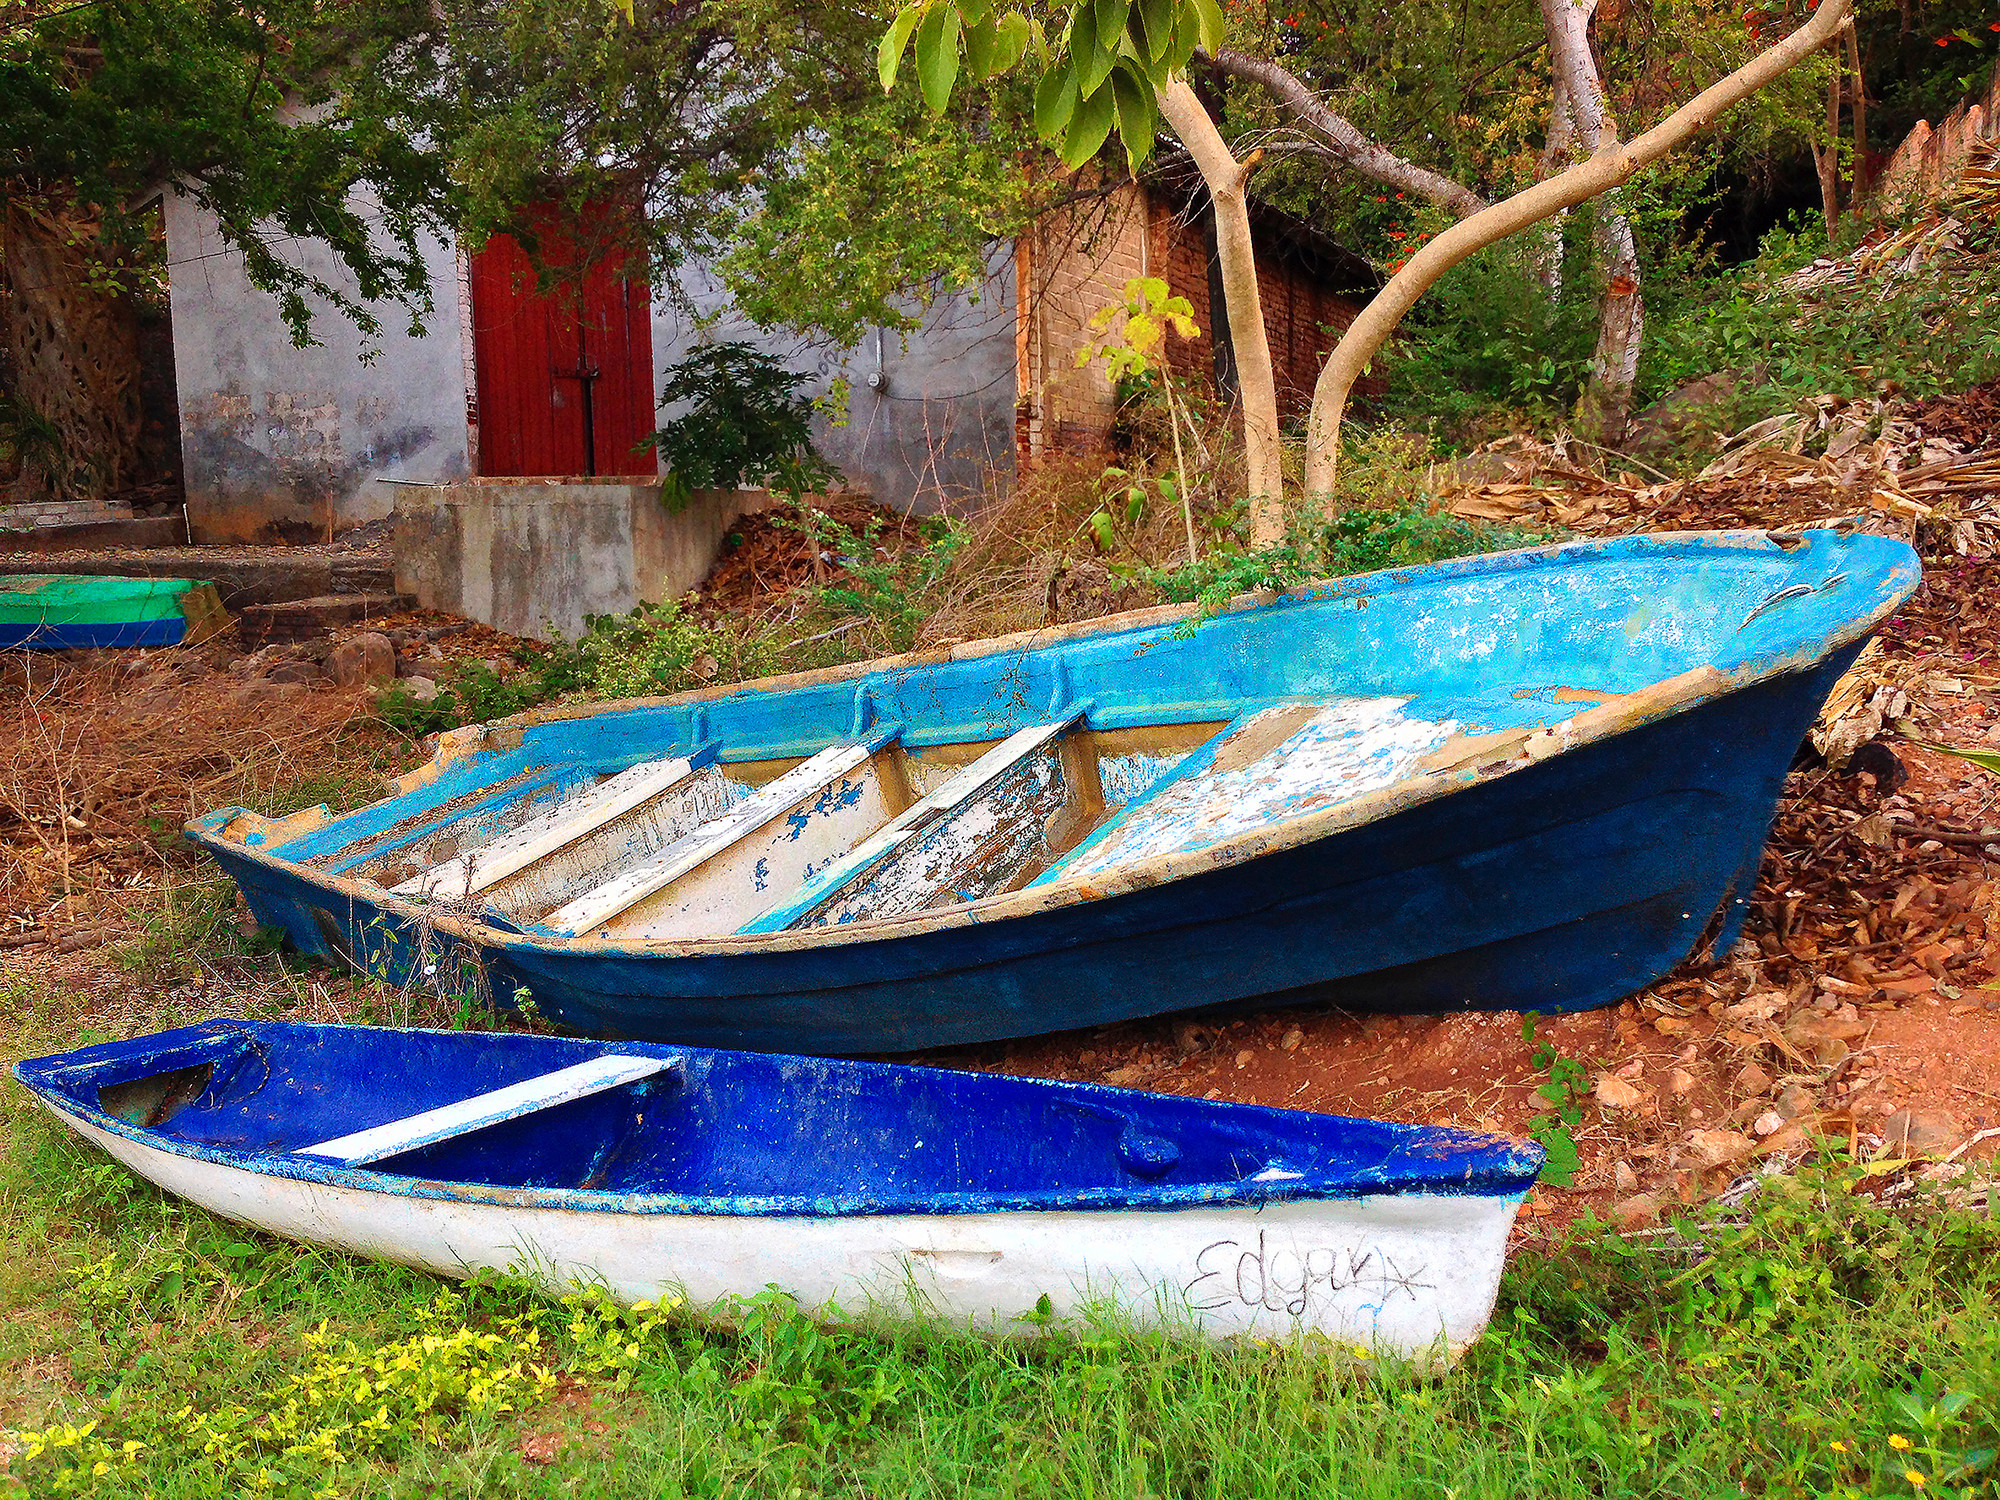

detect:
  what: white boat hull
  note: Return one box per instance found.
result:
[54,1105,1525,1362]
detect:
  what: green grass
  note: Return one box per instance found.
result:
[2,978,1997,1499]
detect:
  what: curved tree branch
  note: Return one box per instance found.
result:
[1302,0,1852,498]
[1208,49,1491,220]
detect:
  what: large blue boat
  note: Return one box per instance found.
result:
[15,1019,1543,1357]
[187,528,1919,1052]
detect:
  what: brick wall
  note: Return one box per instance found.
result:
[0,490,133,532]
[1016,180,1370,459]
[1873,60,2000,212]
[1016,179,1153,454]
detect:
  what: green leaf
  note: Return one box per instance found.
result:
[1191,0,1225,53]
[990,12,1033,74]
[958,0,995,23]
[914,3,962,114]
[1094,0,1131,51]
[1071,1,1116,97]
[1060,73,1116,167]
[877,5,925,91]
[1923,741,2000,776]
[961,15,998,81]
[1090,511,1118,551]
[1109,61,1156,168]
[1124,493,1146,525]
[1532,1120,1580,1187]
[1139,0,1175,59]
[1034,64,1079,144]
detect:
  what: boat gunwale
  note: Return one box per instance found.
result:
[184,527,1919,959]
[12,1023,1542,1218]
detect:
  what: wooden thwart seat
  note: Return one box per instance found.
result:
[295,1054,675,1166]
[738,715,1088,933]
[391,753,711,901]
[548,727,903,939]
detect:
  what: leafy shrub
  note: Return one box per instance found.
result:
[1643,213,2000,427]
[646,342,841,511]
[1138,494,1548,617]
[375,659,550,738]
[779,507,969,653]
[564,595,797,700]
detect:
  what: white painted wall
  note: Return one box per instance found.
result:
[163,192,473,542]
[650,246,1020,515]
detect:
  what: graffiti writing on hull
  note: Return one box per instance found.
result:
[1184,1232,1434,1316]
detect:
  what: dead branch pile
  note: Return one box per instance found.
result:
[1442,380,2000,550]
[0,651,376,929]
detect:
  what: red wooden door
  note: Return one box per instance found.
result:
[468,215,656,477]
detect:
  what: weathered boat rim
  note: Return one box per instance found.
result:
[11,1021,1543,1217]
[183,526,1919,958]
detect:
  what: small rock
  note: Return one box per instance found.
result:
[260,657,324,685]
[399,675,441,702]
[1733,1061,1772,1096]
[1611,1192,1662,1227]
[1879,1108,1961,1156]
[1687,1128,1756,1169]
[1652,1015,1692,1037]
[1279,1028,1304,1052]
[232,679,309,710]
[1724,993,1786,1023]
[1234,1049,1254,1069]
[1613,1159,1639,1194]
[1757,1122,1813,1155]
[1596,1073,1644,1110]
[326,632,396,686]
[1613,1058,1645,1079]
[1751,1109,1785,1137]
[1668,1068,1698,1096]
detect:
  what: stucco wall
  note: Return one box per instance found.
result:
[394,480,767,641]
[650,246,1019,515]
[164,194,472,543]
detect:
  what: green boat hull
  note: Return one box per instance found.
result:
[0,575,225,650]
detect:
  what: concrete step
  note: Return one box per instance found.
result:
[0,516,187,553]
[238,593,418,646]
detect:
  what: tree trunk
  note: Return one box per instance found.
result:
[1158,78,1286,545]
[1537,0,1644,440]
[1530,76,1576,301]
[1814,40,1844,232]
[1302,0,1851,497]
[1574,208,1643,441]
[0,198,144,502]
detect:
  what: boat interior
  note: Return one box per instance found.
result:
[194,533,1901,945]
[39,1024,1537,1203]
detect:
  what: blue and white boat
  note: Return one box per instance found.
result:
[15,1020,1543,1359]
[185,528,1919,1052]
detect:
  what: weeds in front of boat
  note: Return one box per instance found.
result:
[3,1029,1997,1500]
[1521,1012,1592,1188]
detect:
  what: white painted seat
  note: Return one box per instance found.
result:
[1032,697,1458,886]
[739,717,1086,933]
[391,755,709,901]
[295,1054,674,1166]
[547,729,902,939]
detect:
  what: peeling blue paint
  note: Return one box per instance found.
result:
[183,530,1921,1053]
